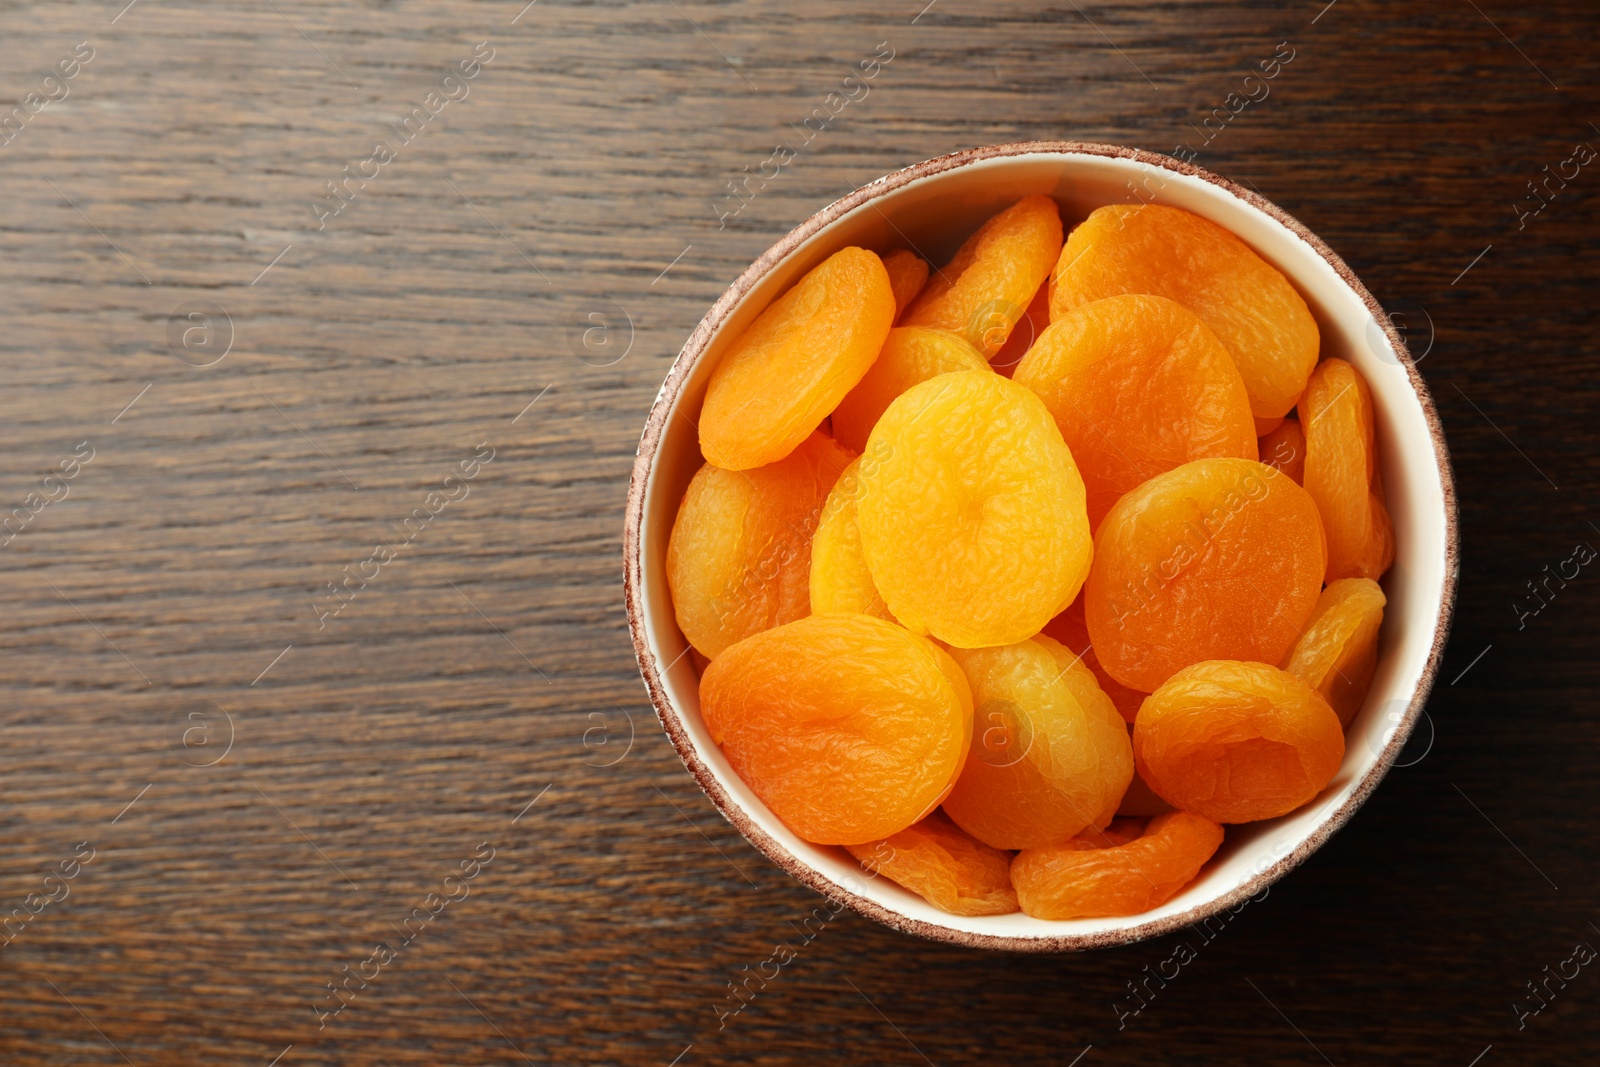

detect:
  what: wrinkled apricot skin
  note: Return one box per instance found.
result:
[1135,660,1345,824]
[857,372,1093,648]
[1041,599,1146,724]
[700,247,894,470]
[1259,415,1307,485]
[847,811,1018,916]
[1302,358,1395,581]
[831,327,990,453]
[1085,458,1327,693]
[1051,204,1319,422]
[903,196,1064,358]
[943,637,1133,850]
[1016,294,1258,529]
[809,455,895,622]
[1011,811,1224,919]
[881,248,930,322]
[700,614,973,846]
[1283,578,1387,728]
[667,432,854,659]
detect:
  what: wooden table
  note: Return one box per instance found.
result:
[2,1,1596,1063]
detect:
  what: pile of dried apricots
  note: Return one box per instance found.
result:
[667,194,1394,921]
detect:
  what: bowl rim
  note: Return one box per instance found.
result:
[622,139,1460,952]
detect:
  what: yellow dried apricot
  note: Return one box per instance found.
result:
[1085,458,1326,692]
[1302,358,1395,581]
[903,196,1063,358]
[857,371,1092,647]
[881,248,930,322]
[1011,811,1224,919]
[942,637,1133,850]
[1135,660,1344,823]
[700,247,894,470]
[700,614,973,845]
[808,455,895,622]
[1015,294,1258,529]
[831,327,989,453]
[1282,578,1387,728]
[1041,598,1146,724]
[846,810,1018,916]
[1259,414,1306,485]
[667,431,853,659]
[1036,634,1138,829]
[1051,204,1319,422]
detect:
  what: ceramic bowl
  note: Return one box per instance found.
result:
[623,141,1458,951]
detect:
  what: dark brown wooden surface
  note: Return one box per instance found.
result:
[1,1,1597,1063]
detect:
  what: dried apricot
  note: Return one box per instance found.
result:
[846,810,1018,916]
[881,248,930,321]
[700,247,894,470]
[1085,458,1326,692]
[942,637,1133,850]
[1011,811,1224,919]
[1282,578,1387,728]
[903,196,1063,358]
[1040,598,1145,724]
[667,431,853,659]
[1302,358,1395,581]
[1015,294,1258,529]
[700,614,973,845]
[1259,414,1306,485]
[1051,204,1319,422]
[1135,660,1344,823]
[831,327,989,453]
[857,371,1092,647]
[808,455,895,622]
[990,279,1049,375]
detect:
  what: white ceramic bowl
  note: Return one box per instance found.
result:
[624,142,1459,951]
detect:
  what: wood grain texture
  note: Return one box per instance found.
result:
[0,0,1596,1063]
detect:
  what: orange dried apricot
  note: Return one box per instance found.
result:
[1011,811,1224,919]
[1259,414,1306,485]
[1051,204,1319,422]
[1015,294,1258,529]
[1302,358,1395,581]
[942,637,1133,850]
[831,327,989,453]
[881,248,930,321]
[857,372,1092,647]
[808,455,895,621]
[700,247,894,470]
[700,614,973,845]
[903,196,1063,358]
[667,431,853,659]
[1135,660,1344,823]
[990,278,1049,375]
[1282,578,1387,728]
[1085,458,1326,692]
[1040,598,1145,724]
[846,810,1018,916]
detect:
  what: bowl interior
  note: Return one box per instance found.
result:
[630,146,1452,949]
